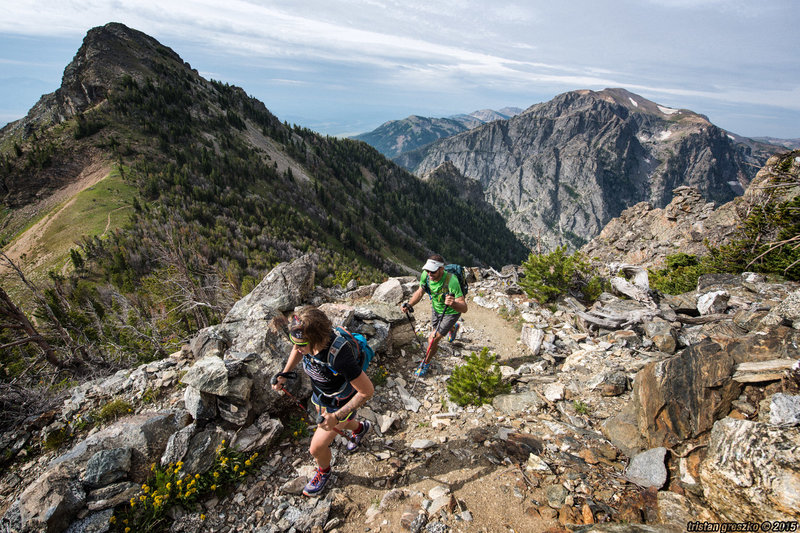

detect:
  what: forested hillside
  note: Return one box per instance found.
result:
[0,23,528,412]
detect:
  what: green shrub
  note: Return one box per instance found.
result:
[648,253,715,295]
[706,196,800,281]
[96,398,134,423]
[519,246,604,303]
[370,365,389,387]
[573,400,590,415]
[446,348,511,407]
[43,426,71,451]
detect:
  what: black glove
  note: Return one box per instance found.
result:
[402,302,413,313]
[270,371,298,385]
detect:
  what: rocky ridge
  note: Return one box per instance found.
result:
[395,88,779,252]
[1,252,798,533]
[582,150,800,269]
[351,108,522,159]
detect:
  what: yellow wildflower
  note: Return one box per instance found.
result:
[233,465,239,472]
[125,528,131,533]
[109,516,117,524]
[210,484,217,491]
[201,514,206,521]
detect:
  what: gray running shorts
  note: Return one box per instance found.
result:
[431,311,460,337]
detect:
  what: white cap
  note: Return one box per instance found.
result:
[423,259,445,272]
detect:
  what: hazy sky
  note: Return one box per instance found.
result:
[1,0,798,138]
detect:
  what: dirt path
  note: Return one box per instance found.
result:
[1,161,111,275]
[329,296,558,532]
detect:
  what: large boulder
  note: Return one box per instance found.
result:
[699,417,800,521]
[633,338,740,448]
[226,254,317,318]
[18,462,85,533]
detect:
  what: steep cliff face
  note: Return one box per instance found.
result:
[582,150,800,269]
[396,88,778,251]
[420,161,487,207]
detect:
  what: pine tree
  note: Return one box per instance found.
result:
[446,348,510,407]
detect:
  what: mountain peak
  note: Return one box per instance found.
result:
[5,22,190,138]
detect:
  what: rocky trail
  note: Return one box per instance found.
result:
[1,254,799,533]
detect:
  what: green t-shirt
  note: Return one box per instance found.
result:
[421,271,463,315]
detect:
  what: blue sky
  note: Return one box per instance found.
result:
[1,0,798,138]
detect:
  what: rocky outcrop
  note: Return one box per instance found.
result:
[699,418,800,521]
[583,150,800,269]
[396,88,778,251]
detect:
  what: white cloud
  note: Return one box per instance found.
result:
[0,0,797,136]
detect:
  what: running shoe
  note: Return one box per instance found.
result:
[303,467,332,496]
[346,420,372,452]
[413,362,431,377]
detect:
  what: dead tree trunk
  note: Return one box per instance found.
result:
[0,286,63,367]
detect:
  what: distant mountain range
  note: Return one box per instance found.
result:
[752,137,800,150]
[351,107,522,158]
[387,88,783,251]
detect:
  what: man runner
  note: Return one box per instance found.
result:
[402,254,468,376]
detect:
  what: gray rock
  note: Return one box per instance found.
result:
[759,289,800,329]
[293,497,332,532]
[396,384,422,412]
[601,402,644,458]
[544,484,567,508]
[372,278,404,305]
[521,325,544,356]
[226,254,316,316]
[83,448,132,489]
[222,375,253,403]
[769,393,800,426]
[183,386,218,421]
[699,417,800,521]
[18,462,86,533]
[182,428,228,475]
[63,508,114,533]
[85,482,139,512]
[180,356,229,395]
[231,417,283,453]
[696,290,730,315]
[625,447,667,488]
[216,398,249,426]
[51,410,191,478]
[318,302,355,328]
[642,317,677,354]
[492,391,544,415]
[160,423,198,466]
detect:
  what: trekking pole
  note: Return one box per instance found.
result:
[409,340,433,394]
[403,305,426,355]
